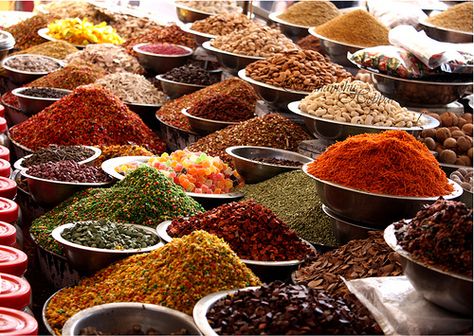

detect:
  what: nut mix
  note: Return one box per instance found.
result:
[246,50,352,92]
[277,1,340,27]
[451,168,473,192]
[191,13,254,36]
[27,160,111,183]
[211,24,297,57]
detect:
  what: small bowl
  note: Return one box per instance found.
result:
[180,23,216,46]
[13,145,101,171]
[20,169,113,208]
[37,28,87,49]
[226,145,312,184]
[419,19,473,43]
[175,3,213,23]
[384,224,473,315]
[156,74,206,99]
[8,135,33,159]
[450,169,473,208]
[308,29,361,68]
[156,115,201,152]
[12,87,72,115]
[238,69,309,110]
[1,54,64,84]
[51,222,163,273]
[288,101,440,140]
[302,163,463,227]
[268,12,310,41]
[181,108,238,134]
[133,43,193,74]
[202,41,264,75]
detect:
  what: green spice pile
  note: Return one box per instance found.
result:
[168,200,312,261]
[62,220,160,250]
[30,166,204,255]
[5,14,56,50]
[9,85,166,152]
[95,145,154,165]
[45,230,261,335]
[22,145,95,168]
[187,114,312,164]
[243,171,336,246]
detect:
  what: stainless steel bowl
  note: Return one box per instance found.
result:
[2,94,29,126]
[156,115,201,151]
[12,87,72,115]
[125,101,162,129]
[302,163,464,227]
[238,69,309,110]
[176,4,212,23]
[37,28,85,49]
[440,162,469,176]
[384,224,473,315]
[308,29,362,68]
[1,54,64,84]
[182,108,238,134]
[268,12,310,41]
[133,43,193,74]
[180,23,216,46]
[20,170,113,208]
[52,222,163,274]
[156,74,206,99]
[419,19,473,43]
[288,101,440,140]
[450,169,473,208]
[202,41,264,75]
[226,145,312,184]
[8,135,32,159]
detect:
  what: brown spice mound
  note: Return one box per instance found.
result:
[427,2,473,33]
[5,14,56,50]
[278,1,340,27]
[314,9,389,47]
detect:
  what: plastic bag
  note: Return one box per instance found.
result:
[367,0,428,28]
[345,276,473,335]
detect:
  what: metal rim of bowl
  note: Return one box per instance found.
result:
[287,101,440,132]
[125,101,163,109]
[133,43,194,58]
[37,28,86,49]
[156,74,208,89]
[14,145,102,171]
[51,222,163,254]
[1,53,64,75]
[42,288,64,336]
[418,19,474,37]
[225,145,312,169]
[20,169,113,187]
[180,23,217,40]
[155,114,200,135]
[321,204,376,231]
[268,11,311,29]
[11,87,72,102]
[384,223,473,282]
[201,41,265,62]
[308,28,366,50]
[175,3,242,16]
[302,163,464,201]
[181,108,240,126]
[366,67,474,85]
[238,69,312,95]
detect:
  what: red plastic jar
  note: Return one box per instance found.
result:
[0,146,9,162]
[0,307,37,335]
[0,160,10,178]
[0,247,27,277]
[0,118,8,148]
[0,178,17,200]
[0,105,5,118]
[0,222,16,247]
[0,273,31,311]
[0,199,18,224]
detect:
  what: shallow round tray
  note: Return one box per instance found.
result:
[180,23,216,46]
[12,87,71,115]
[288,101,440,140]
[384,224,473,315]
[302,163,464,227]
[419,19,473,43]
[14,145,101,171]
[238,69,309,110]
[268,12,310,41]
[182,108,238,134]
[38,28,86,49]
[156,74,206,99]
[175,3,213,23]
[2,53,64,84]
[155,115,201,152]
[202,41,264,75]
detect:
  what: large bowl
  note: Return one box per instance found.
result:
[180,23,216,46]
[419,19,473,43]
[226,145,312,184]
[268,12,310,41]
[449,169,473,208]
[202,41,264,75]
[175,3,213,23]
[384,224,473,315]
[182,109,238,134]
[1,54,64,84]
[288,101,440,140]
[133,43,193,74]
[125,101,162,130]
[238,69,309,110]
[51,222,163,273]
[156,115,201,152]
[11,87,72,115]
[156,74,206,99]
[302,163,463,227]
[308,29,361,68]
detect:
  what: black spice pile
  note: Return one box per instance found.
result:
[27,160,111,183]
[162,64,218,86]
[20,88,70,99]
[22,145,95,168]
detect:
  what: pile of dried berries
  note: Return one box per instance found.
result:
[45,230,261,335]
[162,64,218,86]
[30,166,204,255]
[19,87,70,99]
[5,14,56,50]
[27,160,110,183]
[138,43,190,55]
[208,281,378,335]
[191,13,254,36]
[188,114,311,164]
[22,145,95,168]
[394,199,473,277]
[95,145,154,165]
[9,85,165,152]
[168,200,312,261]
[4,55,61,73]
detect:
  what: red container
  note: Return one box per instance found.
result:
[0,178,17,200]
[0,273,31,310]
[0,307,37,335]
[0,146,9,162]
[0,105,5,118]
[0,199,17,224]
[0,222,16,247]
[0,246,27,277]
[0,160,10,179]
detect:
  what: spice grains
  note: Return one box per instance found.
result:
[278,1,340,27]
[427,2,473,33]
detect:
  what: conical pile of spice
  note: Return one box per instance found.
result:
[314,9,389,47]
[30,166,204,255]
[5,14,57,50]
[307,130,453,197]
[426,2,473,33]
[10,40,78,60]
[9,85,166,152]
[45,230,261,335]
[277,1,340,27]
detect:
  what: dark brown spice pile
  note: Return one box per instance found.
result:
[162,64,218,86]
[254,157,303,167]
[22,145,94,168]
[27,160,110,183]
[20,88,70,99]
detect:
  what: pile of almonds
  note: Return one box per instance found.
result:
[191,13,254,36]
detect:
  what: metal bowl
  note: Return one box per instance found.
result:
[368,69,473,107]
[238,69,309,110]
[20,170,113,208]
[226,145,312,184]
[182,108,238,135]
[419,19,473,43]
[1,54,64,84]
[8,135,32,159]
[202,41,264,75]
[384,224,473,315]
[450,169,473,208]
[268,12,310,41]
[133,43,193,74]
[180,23,216,46]
[175,3,213,23]
[288,101,440,140]
[302,163,464,228]
[125,101,162,130]
[155,115,201,152]
[13,145,101,171]
[37,28,86,49]
[156,74,206,99]
[11,87,72,115]
[51,222,163,274]
[308,29,361,68]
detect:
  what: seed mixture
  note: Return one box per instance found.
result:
[19,88,70,99]
[45,230,261,335]
[22,145,95,168]
[177,1,241,14]
[95,145,154,165]
[191,13,254,36]
[162,64,218,86]
[254,158,302,167]
[278,1,340,27]
[95,72,167,105]
[4,55,61,73]
[27,160,111,183]
[427,2,473,33]
[168,200,312,261]
[30,166,204,255]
